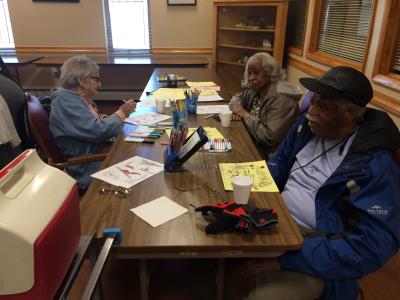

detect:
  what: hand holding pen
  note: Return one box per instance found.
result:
[117,99,138,119]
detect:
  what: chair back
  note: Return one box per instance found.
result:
[0,73,32,149]
[26,93,65,164]
[394,148,400,166]
[299,90,313,114]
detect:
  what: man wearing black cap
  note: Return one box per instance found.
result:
[232,67,400,300]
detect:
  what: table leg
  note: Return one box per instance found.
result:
[217,258,225,300]
[139,259,148,300]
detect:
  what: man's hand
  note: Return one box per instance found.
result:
[241,258,280,276]
[231,105,251,120]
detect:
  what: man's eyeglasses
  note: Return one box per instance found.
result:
[89,76,100,83]
[310,95,341,112]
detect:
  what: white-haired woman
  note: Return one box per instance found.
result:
[49,55,136,189]
[229,52,301,159]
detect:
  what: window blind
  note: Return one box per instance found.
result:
[393,36,400,74]
[287,0,308,48]
[317,0,372,63]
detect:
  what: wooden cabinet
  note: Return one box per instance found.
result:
[212,0,288,95]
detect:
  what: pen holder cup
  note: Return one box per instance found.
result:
[164,144,183,172]
[186,95,198,115]
[172,107,187,128]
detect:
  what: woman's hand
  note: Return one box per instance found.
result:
[231,105,250,120]
[116,99,137,119]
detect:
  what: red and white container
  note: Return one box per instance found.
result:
[0,149,81,300]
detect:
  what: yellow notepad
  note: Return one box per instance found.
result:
[219,161,279,192]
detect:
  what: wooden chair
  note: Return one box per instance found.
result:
[25,93,107,170]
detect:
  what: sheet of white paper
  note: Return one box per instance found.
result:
[196,105,230,114]
[198,94,224,102]
[91,156,164,188]
[131,196,188,227]
[125,112,171,125]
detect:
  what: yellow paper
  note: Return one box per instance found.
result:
[152,88,185,100]
[219,161,279,192]
[165,127,224,140]
[186,81,217,87]
[199,90,219,96]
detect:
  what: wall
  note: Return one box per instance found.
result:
[7,0,213,50]
[150,0,212,49]
[285,0,400,128]
[8,0,106,48]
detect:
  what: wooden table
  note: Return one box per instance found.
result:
[80,68,303,299]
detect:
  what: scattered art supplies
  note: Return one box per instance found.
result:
[170,99,187,128]
[165,127,224,140]
[130,196,188,227]
[157,75,187,82]
[184,81,223,102]
[91,156,164,189]
[125,112,170,126]
[219,161,279,192]
[185,89,200,114]
[203,139,232,152]
[127,125,164,138]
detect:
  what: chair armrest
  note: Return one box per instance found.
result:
[50,153,108,168]
[67,153,108,165]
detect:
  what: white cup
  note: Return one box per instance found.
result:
[220,112,232,127]
[231,176,253,204]
[155,98,166,114]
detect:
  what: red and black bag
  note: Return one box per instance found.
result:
[195,201,278,234]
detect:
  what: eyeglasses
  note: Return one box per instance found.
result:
[310,94,341,112]
[98,185,131,198]
[89,76,100,83]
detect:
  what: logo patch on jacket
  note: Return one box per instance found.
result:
[367,205,388,215]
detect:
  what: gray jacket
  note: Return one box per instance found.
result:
[229,82,301,157]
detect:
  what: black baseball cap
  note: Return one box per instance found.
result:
[299,66,373,107]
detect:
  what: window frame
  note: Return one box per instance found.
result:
[372,0,400,92]
[287,0,310,56]
[0,0,14,51]
[103,0,151,54]
[305,0,376,71]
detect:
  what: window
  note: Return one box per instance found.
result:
[103,0,150,53]
[393,37,400,75]
[286,0,308,56]
[0,0,14,50]
[307,0,374,69]
[372,0,400,92]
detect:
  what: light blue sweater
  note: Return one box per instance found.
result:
[49,89,122,188]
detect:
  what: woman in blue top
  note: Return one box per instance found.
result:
[49,55,136,189]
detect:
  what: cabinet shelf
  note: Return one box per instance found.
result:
[213,0,288,93]
[218,26,275,33]
[219,43,273,52]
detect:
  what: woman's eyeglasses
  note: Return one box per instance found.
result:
[89,76,100,83]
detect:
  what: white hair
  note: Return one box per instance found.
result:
[242,52,284,88]
[60,55,99,89]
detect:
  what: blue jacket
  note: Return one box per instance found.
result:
[49,89,123,188]
[268,108,400,300]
